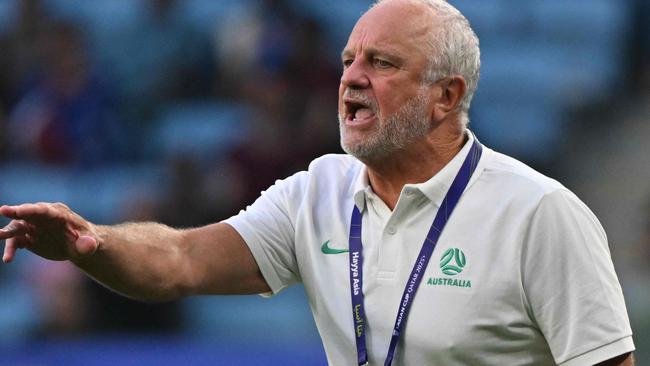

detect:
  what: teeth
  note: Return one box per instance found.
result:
[344,100,373,121]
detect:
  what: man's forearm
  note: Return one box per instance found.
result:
[1,202,268,299]
[73,222,193,302]
[596,352,634,366]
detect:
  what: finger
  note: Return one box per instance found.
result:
[2,237,16,263]
[15,203,53,219]
[2,235,32,263]
[0,204,43,220]
[2,236,32,263]
[1,203,64,221]
[0,205,19,219]
[0,220,34,239]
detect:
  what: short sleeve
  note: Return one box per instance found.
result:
[224,171,308,295]
[521,189,634,365]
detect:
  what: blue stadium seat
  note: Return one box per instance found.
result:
[181,0,255,35]
[148,101,252,162]
[43,0,146,32]
[529,0,629,42]
[0,163,165,223]
[471,96,564,164]
[0,281,37,344]
[451,0,510,36]
[182,285,321,345]
[0,0,15,33]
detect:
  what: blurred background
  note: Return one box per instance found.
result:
[0,0,647,364]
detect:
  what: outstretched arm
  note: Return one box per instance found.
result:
[596,352,634,366]
[0,203,270,302]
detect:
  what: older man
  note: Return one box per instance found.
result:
[0,0,635,365]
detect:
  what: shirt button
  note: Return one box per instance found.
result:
[387,226,396,235]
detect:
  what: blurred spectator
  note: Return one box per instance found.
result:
[213,0,296,98]
[228,73,296,205]
[628,0,650,90]
[158,155,218,227]
[217,1,342,203]
[0,0,52,112]
[285,17,342,167]
[6,21,124,166]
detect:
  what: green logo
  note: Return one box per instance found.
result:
[427,248,471,289]
[439,248,466,276]
[321,240,349,254]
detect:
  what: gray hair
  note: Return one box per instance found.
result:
[371,0,481,126]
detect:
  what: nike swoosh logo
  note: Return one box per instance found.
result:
[321,240,349,254]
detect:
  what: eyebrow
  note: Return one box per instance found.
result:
[341,47,405,64]
[341,49,355,59]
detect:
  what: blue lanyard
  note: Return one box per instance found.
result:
[348,138,483,366]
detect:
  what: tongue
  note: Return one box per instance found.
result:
[355,108,375,120]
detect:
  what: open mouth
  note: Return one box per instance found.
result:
[345,100,376,124]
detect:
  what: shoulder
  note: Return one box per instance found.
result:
[479,148,570,206]
[306,153,362,176]
[483,148,564,194]
[472,147,601,230]
[263,153,363,202]
[302,153,364,192]
[478,147,603,234]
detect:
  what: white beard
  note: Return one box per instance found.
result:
[339,88,431,161]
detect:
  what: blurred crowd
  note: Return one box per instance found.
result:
[0,0,648,361]
[0,0,344,343]
[0,0,341,192]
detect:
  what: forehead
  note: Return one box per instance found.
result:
[344,0,434,57]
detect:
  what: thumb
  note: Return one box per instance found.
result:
[74,235,98,257]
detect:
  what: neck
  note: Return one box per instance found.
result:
[365,128,467,210]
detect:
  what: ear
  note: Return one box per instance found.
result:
[431,76,467,122]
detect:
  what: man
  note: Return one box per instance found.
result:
[0,0,635,365]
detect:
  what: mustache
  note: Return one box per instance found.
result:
[343,89,378,112]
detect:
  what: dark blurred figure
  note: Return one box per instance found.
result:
[628,0,650,91]
[286,18,342,169]
[228,73,295,205]
[6,21,124,166]
[0,0,53,161]
[0,0,52,111]
[219,1,342,204]
[158,155,222,227]
[214,0,297,98]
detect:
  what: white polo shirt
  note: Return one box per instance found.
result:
[225,133,634,365]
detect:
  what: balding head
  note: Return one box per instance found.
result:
[369,0,480,126]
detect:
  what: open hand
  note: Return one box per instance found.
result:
[0,203,99,263]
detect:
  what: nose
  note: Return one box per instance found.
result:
[340,59,370,89]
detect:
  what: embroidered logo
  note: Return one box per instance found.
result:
[427,247,472,288]
[439,248,466,275]
[321,240,349,254]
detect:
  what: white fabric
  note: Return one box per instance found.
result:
[225,133,634,365]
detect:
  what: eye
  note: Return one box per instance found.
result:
[373,58,393,69]
[342,58,354,68]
